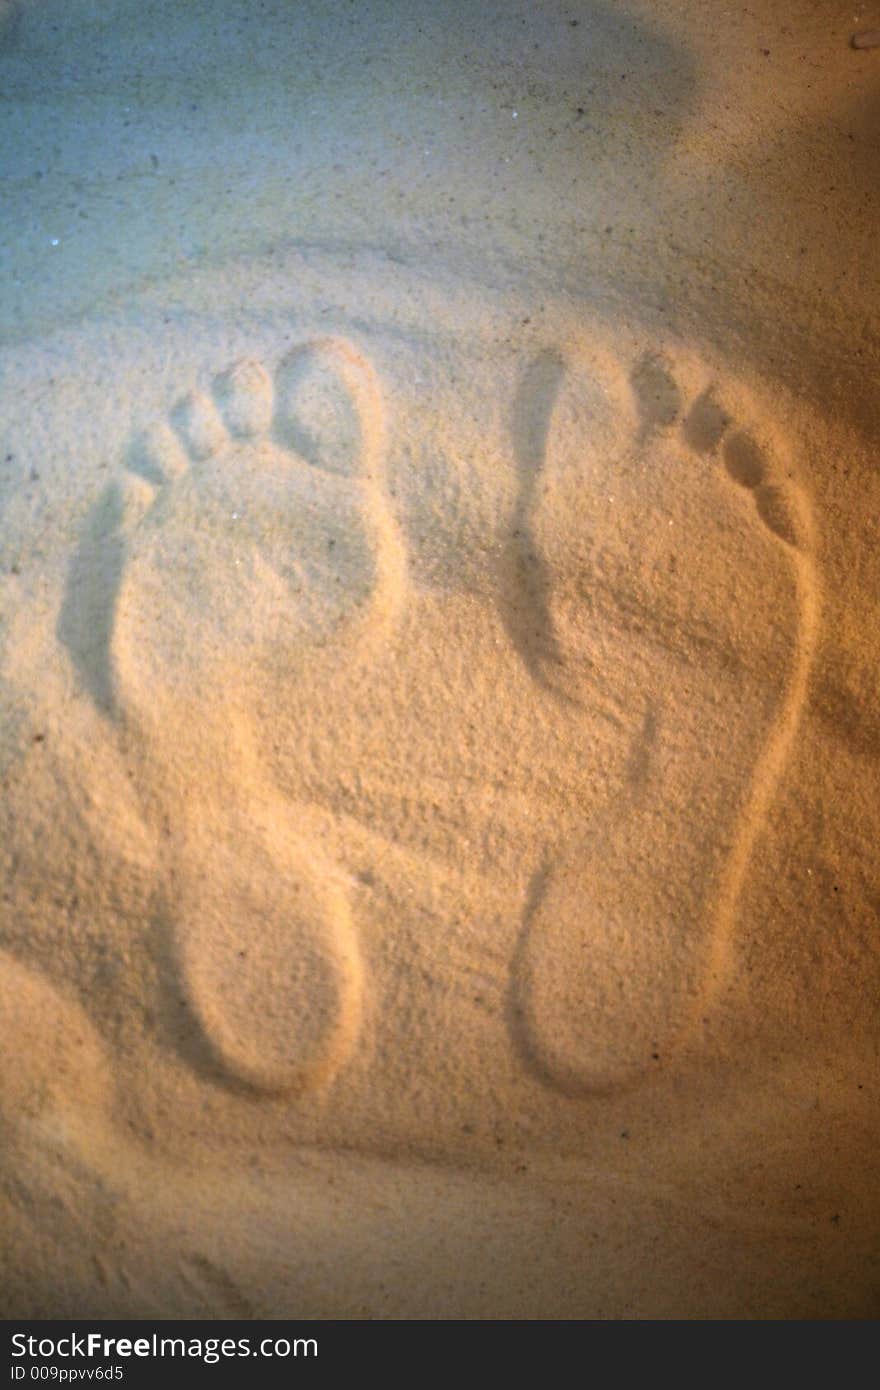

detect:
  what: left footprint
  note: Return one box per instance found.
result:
[112,339,404,715]
[62,341,398,1095]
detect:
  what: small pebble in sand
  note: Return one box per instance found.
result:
[851,29,880,49]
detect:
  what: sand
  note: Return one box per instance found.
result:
[1,0,878,1319]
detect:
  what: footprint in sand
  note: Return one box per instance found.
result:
[66,339,405,1095]
[115,340,403,703]
[509,342,819,1093]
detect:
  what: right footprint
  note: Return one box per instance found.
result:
[511,344,819,1093]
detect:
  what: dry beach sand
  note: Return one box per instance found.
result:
[1,0,879,1318]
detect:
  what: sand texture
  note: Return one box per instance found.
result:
[1,0,879,1318]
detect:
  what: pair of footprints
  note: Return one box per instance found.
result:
[77,335,816,1097]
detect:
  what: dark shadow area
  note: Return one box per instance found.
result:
[57,481,126,716]
[0,0,698,341]
[145,897,255,1096]
[683,74,880,452]
[630,352,683,444]
[504,862,558,1092]
[0,2,21,55]
[0,0,698,113]
[682,387,733,455]
[499,349,570,698]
